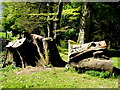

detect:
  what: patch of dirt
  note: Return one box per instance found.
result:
[15,66,52,75]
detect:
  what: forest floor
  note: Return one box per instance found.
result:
[0,48,120,88]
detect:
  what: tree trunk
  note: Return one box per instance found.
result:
[47,2,54,38]
[6,33,66,68]
[54,1,63,46]
[77,3,90,44]
[56,1,63,30]
[43,3,48,37]
[49,2,54,38]
[42,37,67,67]
[6,31,7,39]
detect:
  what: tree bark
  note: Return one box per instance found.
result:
[77,3,90,44]
[54,1,63,46]
[49,2,54,37]
[69,40,113,72]
[6,33,67,68]
[2,49,9,68]
[56,1,63,30]
[42,37,67,67]
[70,58,113,72]
[47,2,54,38]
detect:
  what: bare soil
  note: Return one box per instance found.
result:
[15,66,53,75]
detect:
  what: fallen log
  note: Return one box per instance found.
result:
[69,41,108,63]
[70,58,113,72]
[68,40,113,72]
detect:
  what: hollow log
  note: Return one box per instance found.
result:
[68,40,113,72]
[69,41,108,62]
[69,48,107,63]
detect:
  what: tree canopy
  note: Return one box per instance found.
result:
[2,2,120,49]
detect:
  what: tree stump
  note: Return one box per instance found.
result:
[42,37,66,67]
[5,33,66,68]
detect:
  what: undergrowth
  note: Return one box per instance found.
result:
[84,70,117,78]
[0,65,20,72]
[65,65,118,79]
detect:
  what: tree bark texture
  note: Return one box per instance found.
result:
[77,3,90,44]
[68,40,113,72]
[54,1,63,46]
[70,58,113,72]
[6,33,66,68]
[42,37,67,67]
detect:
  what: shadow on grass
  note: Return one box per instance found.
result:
[74,67,120,78]
[107,50,120,57]
[113,67,120,75]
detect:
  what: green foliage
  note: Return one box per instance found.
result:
[61,28,77,41]
[61,2,120,48]
[65,64,76,73]
[111,57,120,69]
[61,2,81,41]
[90,3,120,48]
[107,49,120,69]
[58,46,68,62]
[2,2,120,48]
[0,32,16,41]
[0,32,6,38]
[1,2,50,35]
[85,70,117,78]
[60,40,68,49]
[1,65,20,72]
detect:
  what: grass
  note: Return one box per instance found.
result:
[0,48,119,88]
[112,57,120,69]
[0,65,118,88]
[59,46,68,62]
[0,42,120,88]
